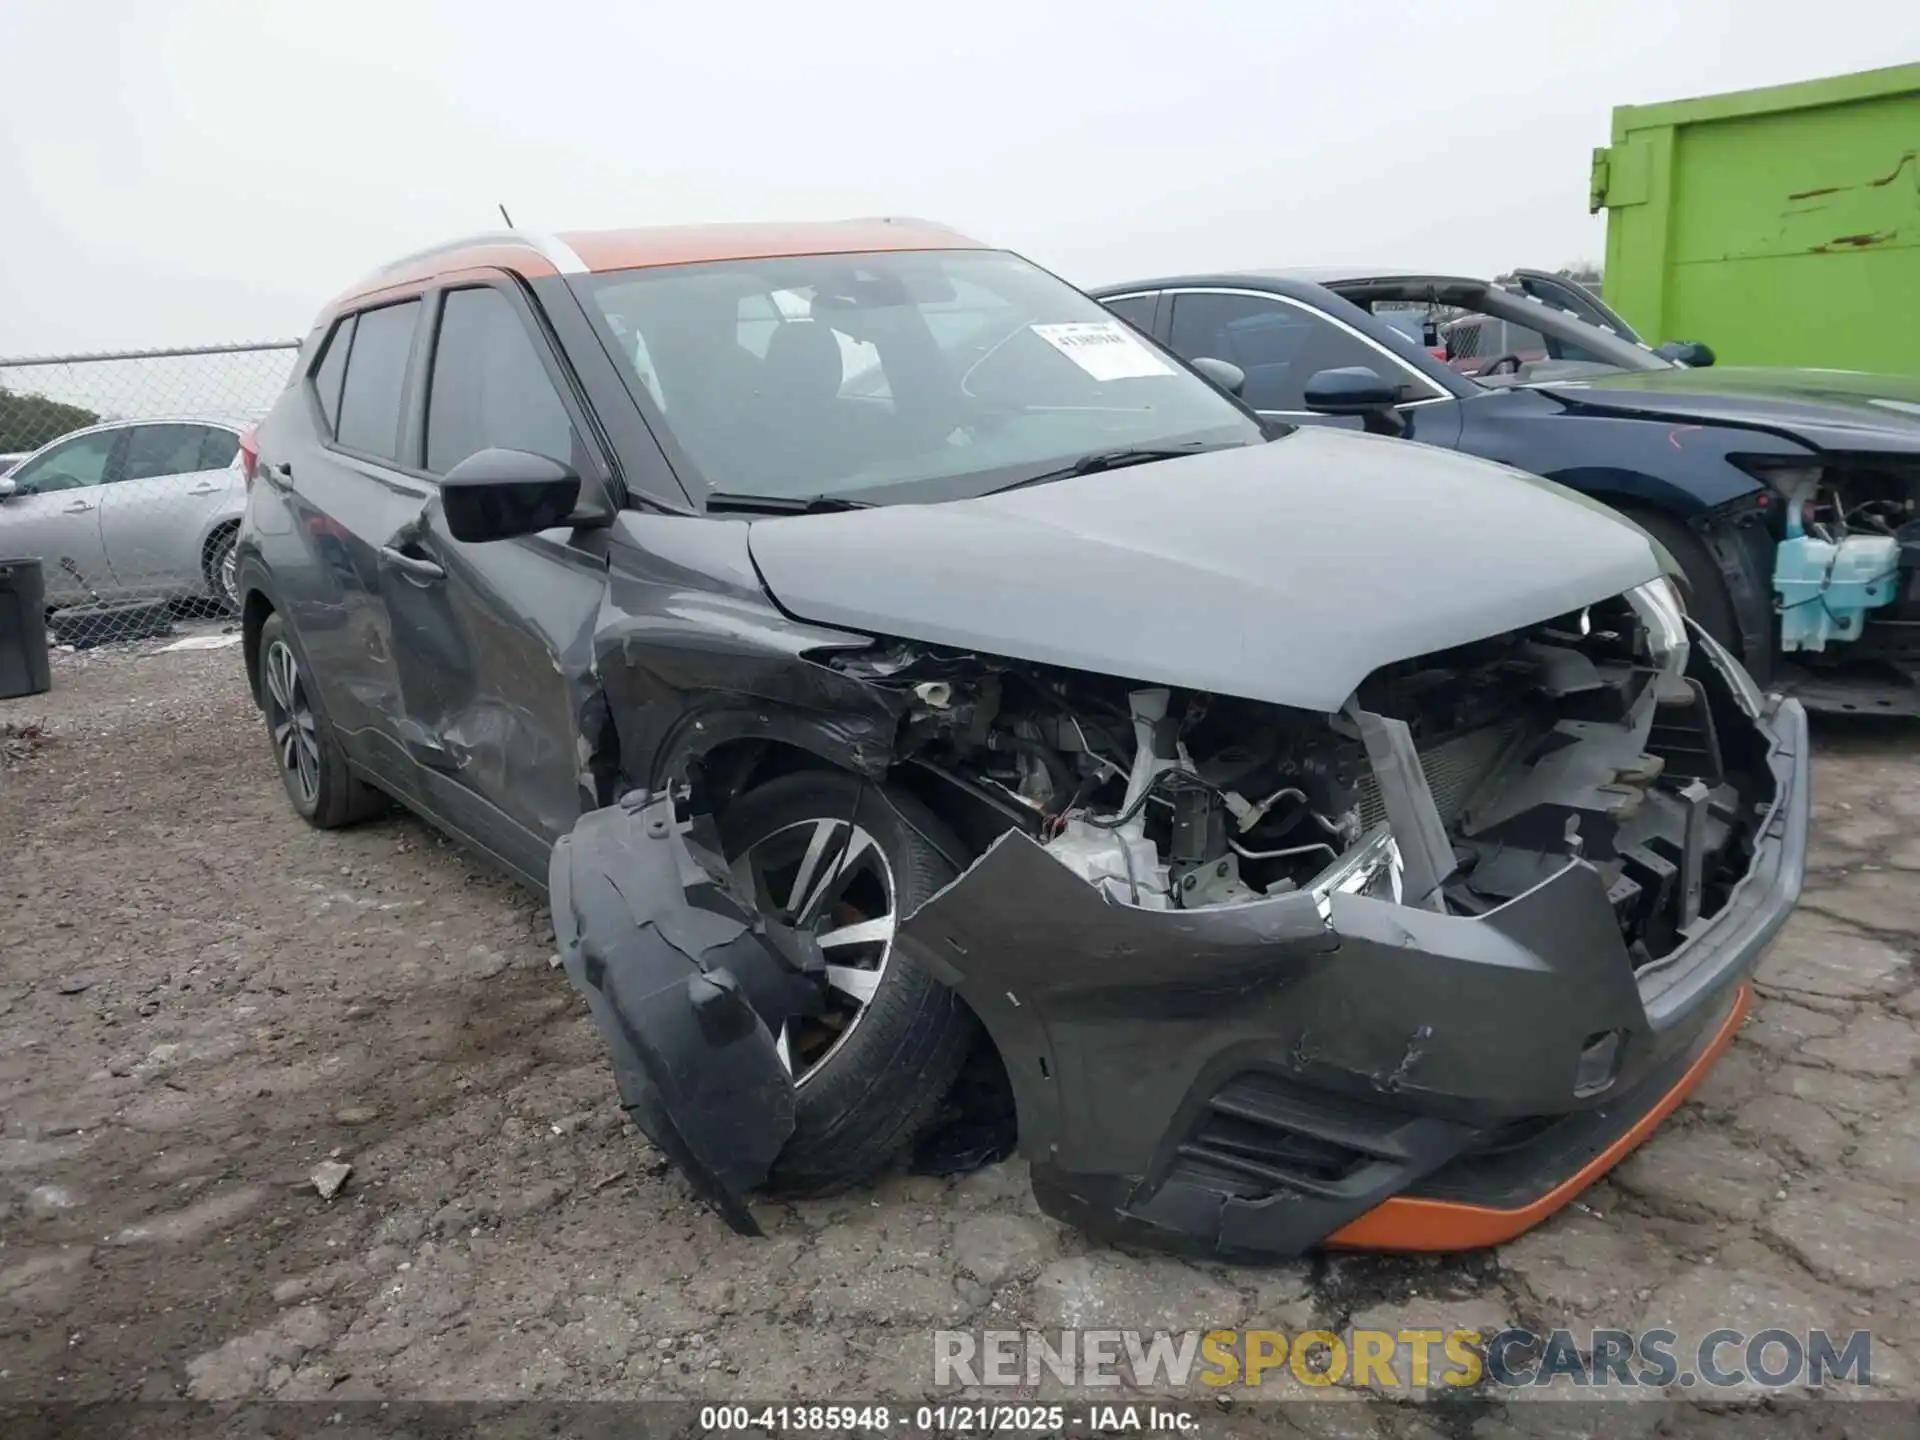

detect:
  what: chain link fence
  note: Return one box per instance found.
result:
[0,341,300,647]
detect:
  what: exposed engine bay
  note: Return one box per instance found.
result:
[834,580,1765,965]
[1760,455,1920,664]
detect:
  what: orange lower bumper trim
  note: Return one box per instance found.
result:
[1325,982,1752,1252]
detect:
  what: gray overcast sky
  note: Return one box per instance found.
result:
[1,0,1915,354]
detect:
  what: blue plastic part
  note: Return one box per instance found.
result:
[1774,529,1902,652]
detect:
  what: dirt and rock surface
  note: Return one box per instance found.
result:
[2,627,1916,1434]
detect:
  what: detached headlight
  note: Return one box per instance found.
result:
[1309,825,1402,920]
[1628,577,1692,680]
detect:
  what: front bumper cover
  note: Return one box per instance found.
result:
[553,652,1808,1258]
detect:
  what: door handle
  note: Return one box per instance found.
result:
[378,545,445,583]
[62,501,94,514]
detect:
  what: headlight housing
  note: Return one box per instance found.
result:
[1627,576,1692,680]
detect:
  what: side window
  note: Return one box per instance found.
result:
[10,430,119,494]
[1102,293,1158,334]
[123,424,217,481]
[425,287,579,474]
[198,428,240,470]
[311,315,354,437]
[1169,293,1409,412]
[335,301,421,461]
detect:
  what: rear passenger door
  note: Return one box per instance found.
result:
[379,279,613,880]
[98,423,239,597]
[267,298,432,796]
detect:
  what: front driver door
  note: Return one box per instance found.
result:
[378,278,613,886]
[0,427,127,602]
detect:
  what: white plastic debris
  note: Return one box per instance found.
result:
[310,1161,353,1200]
[155,633,243,653]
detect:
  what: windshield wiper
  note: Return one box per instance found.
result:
[702,491,871,516]
[987,443,1219,496]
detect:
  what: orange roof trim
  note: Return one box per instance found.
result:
[325,217,987,314]
[560,217,985,273]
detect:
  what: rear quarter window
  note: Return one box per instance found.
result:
[1102,294,1158,333]
[310,315,355,437]
[199,428,240,469]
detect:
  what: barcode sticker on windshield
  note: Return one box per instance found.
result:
[1031,322,1174,381]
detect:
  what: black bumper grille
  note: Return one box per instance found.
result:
[1177,1074,1434,1200]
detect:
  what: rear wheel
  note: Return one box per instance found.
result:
[256,611,386,829]
[718,769,977,1195]
[1621,506,1740,651]
[204,526,240,612]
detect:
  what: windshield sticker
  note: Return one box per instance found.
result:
[1031,322,1174,382]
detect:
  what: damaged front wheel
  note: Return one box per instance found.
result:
[719,771,977,1196]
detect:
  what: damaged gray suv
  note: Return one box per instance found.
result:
[235,218,1808,1258]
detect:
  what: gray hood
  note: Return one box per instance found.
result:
[746,428,1665,713]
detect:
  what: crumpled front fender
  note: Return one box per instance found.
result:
[550,794,819,1235]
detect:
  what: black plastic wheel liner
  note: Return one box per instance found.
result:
[550,793,805,1236]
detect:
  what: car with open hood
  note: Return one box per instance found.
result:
[235,221,1807,1258]
[1093,265,1920,717]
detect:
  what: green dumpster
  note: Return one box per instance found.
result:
[1591,63,1920,374]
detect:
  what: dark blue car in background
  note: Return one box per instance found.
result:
[1092,267,1920,715]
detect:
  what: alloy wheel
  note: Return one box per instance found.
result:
[262,638,321,807]
[734,817,897,1086]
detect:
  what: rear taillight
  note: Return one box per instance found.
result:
[239,427,260,491]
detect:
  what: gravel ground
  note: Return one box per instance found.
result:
[2,626,1916,1432]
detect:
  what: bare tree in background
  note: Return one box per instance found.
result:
[1557,260,1603,285]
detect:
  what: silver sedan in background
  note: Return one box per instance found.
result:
[0,417,249,608]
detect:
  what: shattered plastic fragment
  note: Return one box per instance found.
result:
[550,796,801,1235]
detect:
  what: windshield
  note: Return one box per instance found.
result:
[574,249,1263,507]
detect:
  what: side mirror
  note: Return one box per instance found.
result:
[0,477,15,501]
[1656,340,1715,368]
[1189,356,1246,397]
[439,448,588,543]
[1303,366,1407,436]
